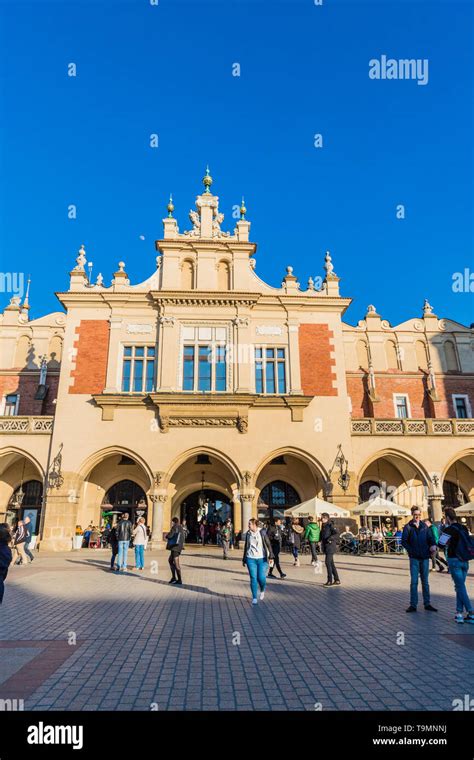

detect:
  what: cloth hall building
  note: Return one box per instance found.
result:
[1,173,473,551]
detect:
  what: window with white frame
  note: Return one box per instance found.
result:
[3,394,20,416]
[255,347,287,394]
[181,326,227,392]
[393,393,410,419]
[121,346,155,393]
[452,394,471,419]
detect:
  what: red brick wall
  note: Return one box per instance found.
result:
[69,320,110,395]
[299,324,337,396]
[347,373,474,418]
[0,373,60,415]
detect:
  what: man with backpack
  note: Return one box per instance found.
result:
[441,507,474,624]
[402,506,438,612]
[304,516,321,566]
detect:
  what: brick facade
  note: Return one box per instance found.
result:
[69,320,110,395]
[0,373,60,415]
[299,324,337,396]
[346,373,474,418]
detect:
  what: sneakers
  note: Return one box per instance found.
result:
[424,605,438,612]
[333,580,341,586]
[464,613,474,624]
[455,613,464,624]
[279,573,287,579]
[406,605,417,612]
[323,581,333,588]
[311,560,317,567]
[169,578,177,584]
[260,591,265,601]
[252,598,258,605]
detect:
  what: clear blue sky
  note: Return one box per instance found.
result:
[0,0,473,327]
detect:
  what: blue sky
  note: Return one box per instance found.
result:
[0,0,472,326]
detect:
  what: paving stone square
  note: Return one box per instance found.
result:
[0,546,473,711]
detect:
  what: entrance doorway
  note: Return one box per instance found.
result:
[180,489,233,543]
[7,480,43,534]
[102,480,148,526]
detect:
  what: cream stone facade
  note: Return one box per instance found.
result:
[1,172,473,550]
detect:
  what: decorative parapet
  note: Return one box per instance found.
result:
[0,416,54,434]
[351,418,474,436]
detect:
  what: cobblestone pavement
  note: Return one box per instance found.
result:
[0,546,473,711]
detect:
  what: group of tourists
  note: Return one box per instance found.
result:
[1,505,473,625]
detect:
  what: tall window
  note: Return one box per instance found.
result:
[453,395,471,419]
[258,480,300,520]
[394,394,409,419]
[3,394,19,416]
[255,348,286,394]
[122,346,155,393]
[181,326,227,392]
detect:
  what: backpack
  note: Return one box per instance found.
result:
[451,524,474,562]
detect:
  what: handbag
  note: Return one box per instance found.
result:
[166,530,179,551]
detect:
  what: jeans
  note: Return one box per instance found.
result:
[431,548,448,570]
[110,547,118,569]
[24,541,34,562]
[116,540,130,569]
[269,543,284,576]
[448,557,472,614]
[222,540,230,558]
[325,550,339,583]
[134,544,145,569]
[292,546,298,560]
[409,558,431,608]
[246,557,268,600]
[309,542,319,562]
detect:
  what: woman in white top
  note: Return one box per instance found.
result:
[242,519,274,605]
[132,517,148,570]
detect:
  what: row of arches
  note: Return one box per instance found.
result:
[356,338,461,372]
[1,445,473,538]
[181,259,231,290]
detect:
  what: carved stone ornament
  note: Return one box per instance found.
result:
[242,471,253,488]
[159,316,176,327]
[233,317,249,328]
[237,415,248,434]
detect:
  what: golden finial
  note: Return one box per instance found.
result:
[203,165,213,193]
[167,193,174,218]
[240,197,247,219]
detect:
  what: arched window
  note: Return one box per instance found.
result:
[444,340,459,371]
[385,340,399,370]
[102,480,148,523]
[14,335,32,368]
[442,480,467,508]
[258,480,300,520]
[8,480,43,534]
[356,340,369,370]
[359,480,381,502]
[181,260,195,290]
[217,260,231,290]
[415,340,428,371]
[48,335,63,365]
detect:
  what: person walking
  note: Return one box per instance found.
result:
[267,518,287,579]
[304,516,321,566]
[424,518,448,572]
[115,512,133,572]
[23,516,34,562]
[199,519,207,546]
[13,520,28,565]
[109,523,118,570]
[441,507,474,624]
[402,506,438,612]
[132,517,147,570]
[242,518,274,605]
[0,523,13,605]
[320,513,340,587]
[220,518,232,559]
[290,518,304,566]
[166,517,185,585]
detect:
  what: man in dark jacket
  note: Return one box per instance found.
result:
[320,513,340,587]
[13,520,28,565]
[115,512,133,572]
[23,516,34,562]
[402,506,437,612]
[267,518,286,579]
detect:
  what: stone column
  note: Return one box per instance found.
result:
[150,494,167,549]
[240,493,254,540]
[428,494,443,522]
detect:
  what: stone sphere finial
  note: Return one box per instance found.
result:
[167,193,174,218]
[203,165,213,193]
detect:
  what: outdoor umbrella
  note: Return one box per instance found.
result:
[455,502,474,517]
[352,496,411,517]
[284,496,350,519]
